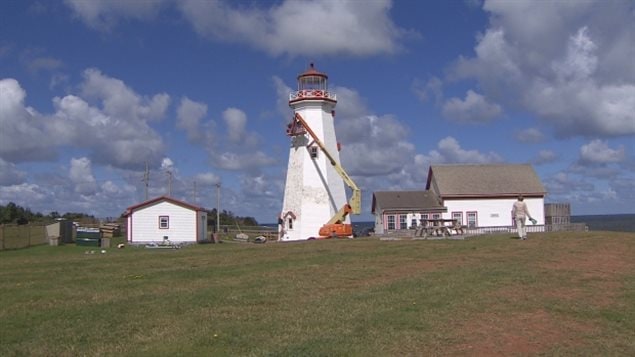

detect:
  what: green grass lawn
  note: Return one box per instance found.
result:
[1,231,634,356]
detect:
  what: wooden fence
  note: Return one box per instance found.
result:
[0,224,48,251]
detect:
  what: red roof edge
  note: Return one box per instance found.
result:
[124,195,206,216]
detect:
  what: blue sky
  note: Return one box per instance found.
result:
[1,0,633,223]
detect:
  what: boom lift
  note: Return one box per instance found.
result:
[288,113,361,238]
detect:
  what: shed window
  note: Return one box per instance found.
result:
[159,216,169,229]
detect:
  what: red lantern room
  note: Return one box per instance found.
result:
[289,63,337,104]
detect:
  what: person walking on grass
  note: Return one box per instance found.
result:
[512,195,535,240]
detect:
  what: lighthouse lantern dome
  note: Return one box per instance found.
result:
[298,63,328,91]
[290,63,337,103]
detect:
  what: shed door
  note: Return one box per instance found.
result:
[200,215,206,241]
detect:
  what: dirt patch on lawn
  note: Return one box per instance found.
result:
[539,239,635,278]
[536,238,635,307]
[448,309,595,356]
[445,235,634,356]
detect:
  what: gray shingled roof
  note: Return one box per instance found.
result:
[427,164,546,197]
[372,191,446,213]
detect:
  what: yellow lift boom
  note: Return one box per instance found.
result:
[290,113,361,238]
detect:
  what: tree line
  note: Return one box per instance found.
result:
[0,202,96,225]
[207,208,258,230]
[0,202,259,227]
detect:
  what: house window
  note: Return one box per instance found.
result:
[399,215,407,230]
[467,212,478,228]
[159,216,169,229]
[387,215,395,230]
[452,212,463,225]
[432,213,441,219]
[410,218,417,228]
[309,146,319,159]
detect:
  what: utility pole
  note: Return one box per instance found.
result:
[142,161,149,200]
[166,170,173,196]
[216,183,221,234]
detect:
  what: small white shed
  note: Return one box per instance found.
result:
[124,196,208,244]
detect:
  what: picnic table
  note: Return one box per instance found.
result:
[414,219,465,238]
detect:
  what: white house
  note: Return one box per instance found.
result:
[124,196,208,244]
[371,191,446,235]
[426,164,546,228]
[371,164,547,234]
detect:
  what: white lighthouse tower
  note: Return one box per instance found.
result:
[279,63,354,241]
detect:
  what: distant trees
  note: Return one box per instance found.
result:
[207,208,258,230]
[0,202,40,224]
[0,202,94,225]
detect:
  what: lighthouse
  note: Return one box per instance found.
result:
[279,63,357,241]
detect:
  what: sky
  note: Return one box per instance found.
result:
[1,0,634,223]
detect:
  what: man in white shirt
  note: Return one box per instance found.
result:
[512,195,534,240]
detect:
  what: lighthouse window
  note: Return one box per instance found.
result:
[309,146,319,159]
[288,218,293,230]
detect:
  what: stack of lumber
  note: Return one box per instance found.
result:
[100,223,121,238]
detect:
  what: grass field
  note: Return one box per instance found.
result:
[1,231,634,356]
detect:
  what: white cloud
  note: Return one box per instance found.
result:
[222,108,248,144]
[80,68,169,122]
[338,115,414,177]
[160,157,175,172]
[0,158,26,185]
[25,56,63,75]
[65,0,411,57]
[0,78,58,162]
[177,97,208,141]
[516,128,545,143]
[429,136,503,163]
[452,0,635,137]
[442,90,502,123]
[532,150,557,165]
[64,0,168,31]
[52,90,166,168]
[194,172,221,186]
[175,95,272,172]
[69,157,98,195]
[412,76,443,104]
[212,151,276,172]
[0,183,48,206]
[273,76,294,120]
[1,72,167,169]
[579,139,625,165]
[552,27,598,81]
[241,174,278,198]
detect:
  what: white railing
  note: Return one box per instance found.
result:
[289,90,337,101]
[377,223,588,239]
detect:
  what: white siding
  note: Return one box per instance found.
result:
[129,201,198,243]
[442,197,544,227]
